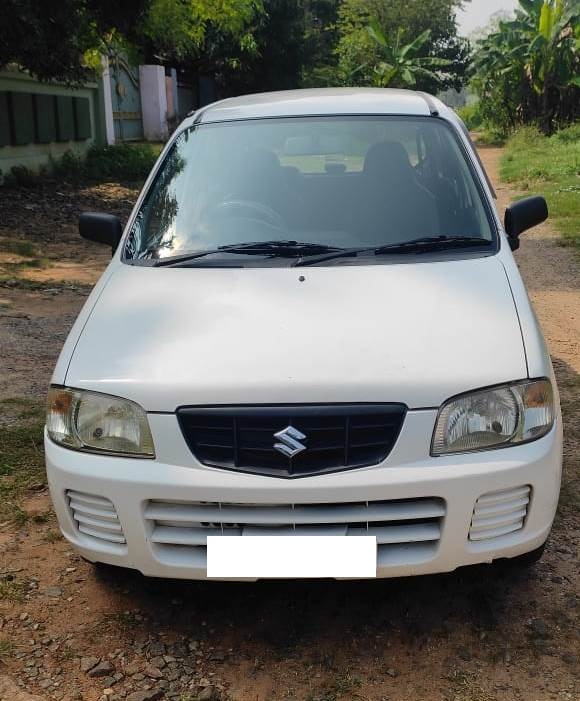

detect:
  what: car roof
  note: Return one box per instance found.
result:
[189,88,451,124]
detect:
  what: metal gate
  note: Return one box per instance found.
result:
[110,54,143,142]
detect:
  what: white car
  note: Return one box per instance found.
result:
[45,88,562,580]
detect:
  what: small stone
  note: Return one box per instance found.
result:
[385,669,398,678]
[198,686,220,701]
[149,656,166,669]
[144,663,164,679]
[126,691,164,701]
[529,618,551,639]
[80,657,100,673]
[209,651,225,662]
[562,654,578,664]
[88,661,115,678]
[44,587,63,598]
[124,661,142,676]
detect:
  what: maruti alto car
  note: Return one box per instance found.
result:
[45,89,562,580]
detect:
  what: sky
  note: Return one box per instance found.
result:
[456,0,520,36]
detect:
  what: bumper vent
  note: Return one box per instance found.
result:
[176,404,406,478]
[469,486,531,541]
[145,497,445,564]
[66,490,126,545]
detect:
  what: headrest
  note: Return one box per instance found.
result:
[363,141,413,181]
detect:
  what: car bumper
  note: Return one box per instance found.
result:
[45,410,563,580]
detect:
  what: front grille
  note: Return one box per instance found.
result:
[177,404,406,477]
[145,497,445,565]
[66,490,126,545]
[469,485,531,541]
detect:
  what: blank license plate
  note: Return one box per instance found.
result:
[207,535,376,578]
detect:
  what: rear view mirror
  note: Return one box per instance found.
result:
[79,212,123,253]
[504,196,548,248]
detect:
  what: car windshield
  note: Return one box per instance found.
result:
[124,116,495,263]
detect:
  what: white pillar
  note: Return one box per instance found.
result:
[139,65,168,141]
[101,55,115,145]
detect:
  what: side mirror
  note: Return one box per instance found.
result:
[79,212,123,253]
[504,196,548,250]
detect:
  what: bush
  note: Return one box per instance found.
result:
[84,143,159,181]
[54,143,160,183]
[456,102,483,131]
[550,123,580,144]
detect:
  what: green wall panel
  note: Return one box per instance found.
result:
[34,94,57,143]
[12,92,35,145]
[74,97,91,140]
[0,92,11,147]
[56,96,75,141]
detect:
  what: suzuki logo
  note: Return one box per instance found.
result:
[273,425,307,457]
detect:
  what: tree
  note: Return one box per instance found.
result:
[0,0,262,87]
[471,0,580,133]
[336,0,470,91]
[138,0,261,64]
[363,22,453,88]
[301,0,341,87]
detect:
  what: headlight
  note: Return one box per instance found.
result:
[432,379,554,456]
[47,387,155,457]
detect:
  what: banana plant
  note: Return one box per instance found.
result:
[363,21,452,89]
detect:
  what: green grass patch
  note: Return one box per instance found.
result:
[0,399,46,524]
[0,238,38,258]
[500,124,580,250]
[0,637,13,659]
[0,576,26,603]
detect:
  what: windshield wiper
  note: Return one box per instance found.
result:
[295,236,491,267]
[373,235,492,254]
[150,240,345,267]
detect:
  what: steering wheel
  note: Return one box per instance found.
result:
[206,199,285,229]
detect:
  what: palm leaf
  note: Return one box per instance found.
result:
[367,20,387,48]
[400,29,432,58]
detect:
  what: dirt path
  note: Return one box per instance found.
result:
[0,152,578,701]
[481,147,580,373]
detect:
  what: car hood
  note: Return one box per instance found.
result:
[66,257,526,411]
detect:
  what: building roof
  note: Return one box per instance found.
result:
[192,88,448,124]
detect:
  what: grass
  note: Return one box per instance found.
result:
[0,637,13,662]
[0,398,46,524]
[500,124,580,250]
[0,238,38,258]
[0,576,26,603]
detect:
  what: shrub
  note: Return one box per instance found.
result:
[84,143,159,181]
[9,165,35,186]
[550,123,580,144]
[456,102,483,131]
[53,143,160,183]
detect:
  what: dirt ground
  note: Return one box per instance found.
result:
[0,149,578,701]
